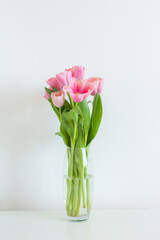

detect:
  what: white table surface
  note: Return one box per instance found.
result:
[0,210,160,240]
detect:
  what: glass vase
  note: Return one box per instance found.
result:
[63,147,94,221]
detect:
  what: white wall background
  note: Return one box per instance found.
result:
[0,0,160,210]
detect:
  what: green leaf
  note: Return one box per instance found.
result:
[67,93,73,105]
[45,87,53,96]
[60,121,70,146]
[62,100,72,111]
[62,110,78,139]
[44,86,58,94]
[48,98,60,120]
[74,147,85,178]
[55,132,61,137]
[72,106,83,116]
[66,106,84,147]
[75,117,85,148]
[60,109,79,147]
[87,93,103,145]
[52,86,58,92]
[78,100,90,145]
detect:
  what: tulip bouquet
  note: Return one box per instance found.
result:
[44,66,103,218]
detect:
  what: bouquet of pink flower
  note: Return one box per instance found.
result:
[44,66,103,219]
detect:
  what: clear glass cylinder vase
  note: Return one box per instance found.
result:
[63,147,94,221]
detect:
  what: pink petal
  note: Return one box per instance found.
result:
[65,70,72,83]
[97,78,104,94]
[72,66,85,80]
[51,91,65,108]
[70,93,85,103]
[63,78,96,102]
[87,77,103,96]
[63,85,74,94]
[77,80,96,94]
[68,77,79,92]
[44,91,50,100]
[66,66,85,80]
[46,77,61,91]
[81,89,93,100]
[56,72,68,90]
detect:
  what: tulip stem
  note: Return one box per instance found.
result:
[75,102,78,108]
[59,108,62,122]
[66,148,91,217]
[67,93,74,108]
[71,99,74,108]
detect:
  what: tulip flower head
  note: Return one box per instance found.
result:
[47,71,72,91]
[87,77,104,96]
[51,91,65,108]
[66,66,85,80]
[44,66,103,104]
[63,77,95,102]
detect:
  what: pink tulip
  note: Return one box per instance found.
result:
[51,91,65,108]
[46,77,61,91]
[87,77,104,96]
[56,71,72,88]
[44,90,50,100]
[66,66,85,80]
[47,71,71,91]
[63,77,95,103]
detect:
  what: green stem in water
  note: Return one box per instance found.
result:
[84,167,91,212]
[66,148,74,211]
[66,146,90,216]
[76,148,86,209]
[71,179,79,216]
[71,155,79,216]
[68,182,74,212]
[81,180,86,208]
[84,149,91,212]
[76,180,82,216]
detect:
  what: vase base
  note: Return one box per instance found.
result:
[66,214,90,221]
